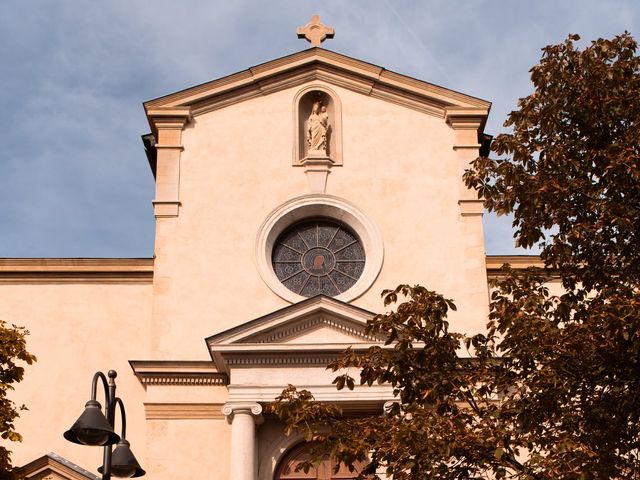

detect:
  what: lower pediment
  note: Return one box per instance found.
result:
[206,296,384,374]
[207,295,379,345]
[243,313,379,345]
[18,453,99,480]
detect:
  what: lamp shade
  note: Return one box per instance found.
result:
[98,439,146,478]
[63,400,120,446]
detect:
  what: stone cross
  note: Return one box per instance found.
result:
[297,15,335,47]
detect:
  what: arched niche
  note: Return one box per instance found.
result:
[293,85,343,165]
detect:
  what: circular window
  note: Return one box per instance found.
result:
[272,219,365,298]
[256,194,384,304]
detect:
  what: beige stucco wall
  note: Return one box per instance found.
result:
[151,80,489,360]
[0,280,237,479]
[0,283,152,472]
[145,417,230,479]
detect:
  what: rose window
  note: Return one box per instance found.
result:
[271,219,365,298]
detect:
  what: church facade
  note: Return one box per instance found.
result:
[1,18,538,480]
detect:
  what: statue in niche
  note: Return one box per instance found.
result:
[306,101,329,154]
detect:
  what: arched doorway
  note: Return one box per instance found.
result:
[274,442,368,480]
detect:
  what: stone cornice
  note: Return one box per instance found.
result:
[129,360,228,386]
[223,347,376,368]
[228,384,395,408]
[213,344,389,376]
[144,403,225,420]
[0,258,153,284]
[0,257,551,283]
[145,106,192,137]
[445,106,490,139]
[146,106,192,119]
[486,255,553,278]
[144,48,491,119]
[486,255,544,269]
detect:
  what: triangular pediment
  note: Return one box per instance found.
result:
[18,452,99,480]
[207,295,380,346]
[144,47,490,120]
[265,318,373,345]
[205,296,383,374]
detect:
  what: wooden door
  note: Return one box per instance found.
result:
[275,443,367,480]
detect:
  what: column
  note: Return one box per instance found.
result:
[222,402,263,480]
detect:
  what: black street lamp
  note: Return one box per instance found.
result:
[64,370,145,479]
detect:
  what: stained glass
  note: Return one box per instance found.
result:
[272,219,365,297]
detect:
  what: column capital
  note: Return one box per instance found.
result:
[222,402,263,423]
[444,107,488,130]
[146,106,192,132]
[445,107,488,151]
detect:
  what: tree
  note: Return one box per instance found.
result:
[270,33,640,479]
[0,321,36,478]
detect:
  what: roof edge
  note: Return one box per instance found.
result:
[143,48,491,114]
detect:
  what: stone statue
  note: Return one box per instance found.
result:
[306,101,329,154]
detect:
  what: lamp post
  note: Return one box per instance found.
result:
[64,370,145,479]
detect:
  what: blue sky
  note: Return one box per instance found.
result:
[1,1,638,257]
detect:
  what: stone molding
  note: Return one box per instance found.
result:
[214,344,382,375]
[0,256,540,285]
[144,402,225,420]
[255,194,384,303]
[0,258,153,284]
[458,199,484,217]
[129,360,227,386]
[225,350,352,367]
[144,49,491,119]
[485,255,543,269]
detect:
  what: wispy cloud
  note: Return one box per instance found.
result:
[1,0,638,256]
